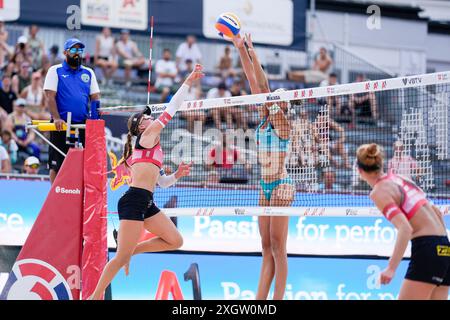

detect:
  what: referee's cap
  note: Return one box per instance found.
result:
[64,38,85,51]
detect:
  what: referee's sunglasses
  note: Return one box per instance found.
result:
[68,47,84,55]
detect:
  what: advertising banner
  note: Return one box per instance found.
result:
[203,0,293,46]
[1,180,449,257]
[81,0,148,31]
[109,251,444,300]
[0,150,85,300]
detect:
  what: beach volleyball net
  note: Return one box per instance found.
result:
[102,71,450,217]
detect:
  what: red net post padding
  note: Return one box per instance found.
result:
[81,120,107,300]
[0,149,85,300]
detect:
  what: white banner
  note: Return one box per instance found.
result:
[202,0,293,46]
[0,0,20,21]
[100,70,450,114]
[81,0,148,31]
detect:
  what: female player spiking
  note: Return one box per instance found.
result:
[90,65,204,300]
[357,143,449,299]
[232,34,295,300]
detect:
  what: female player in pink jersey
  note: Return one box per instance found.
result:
[89,65,204,300]
[357,143,449,299]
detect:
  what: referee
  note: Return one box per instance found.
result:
[43,38,100,184]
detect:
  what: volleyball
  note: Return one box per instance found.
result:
[215,12,241,40]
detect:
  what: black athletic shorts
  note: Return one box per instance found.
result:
[405,235,450,286]
[117,187,161,221]
[48,128,86,172]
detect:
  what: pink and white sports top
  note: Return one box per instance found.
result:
[127,135,164,168]
[376,171,428,221]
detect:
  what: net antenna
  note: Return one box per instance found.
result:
[147,15,154,106]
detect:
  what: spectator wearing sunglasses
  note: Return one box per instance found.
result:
[43,38,101,184]
[23,155,41,175]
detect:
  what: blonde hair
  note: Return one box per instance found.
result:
[356,143,384,172]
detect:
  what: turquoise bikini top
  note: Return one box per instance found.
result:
[255,118,290,152]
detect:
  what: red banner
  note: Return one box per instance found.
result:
[0,149,85,300]
[81,120,108,300]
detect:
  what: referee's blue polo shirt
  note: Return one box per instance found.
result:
[43,60,100,123]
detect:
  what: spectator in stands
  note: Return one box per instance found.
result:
[44,38,100,184]
[319,72,342,117]
[23,155,41,174]
[314,109,350,169]
[318,167,341,192]
[290,108,318,167]
[177,58,194,83]
[0,17,10,69]
[229,81,250,130]
[205,170,220,187]
[155,48,178,92]
[95,27,118,86]
[47,45,63,67]
[27,25,46,71]
[8,98,40,159]
[21,71,49,120]
[11,36,32,67]
[116,29,146,87]
[0,75,17,115]
[1,130,17,165]
[0,143,11,173]
[207,138,239,171]
[206,136,250,183]
[348,74,378,128]
[181,82,206,133]
[208,82,243,130]
[12,62,31,96]
[388,140,420,181]
[176,35,202,73]
[217,46,236,80]
[2,62,16,79]
[288,47,332,85]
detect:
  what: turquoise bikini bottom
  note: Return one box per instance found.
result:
[260,177,294,201]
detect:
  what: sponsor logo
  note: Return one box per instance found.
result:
[81,74,90,83]
[151,105,166,113]
[402,77,422,86]
[108,152,132,191]
[196,208,214,216]
[345,208,358,216]
[187,101,204,109]
[234,208,246,215]
[437,245,450,257]
[61,74,69,78]
[302,208,325,216]
[368,207,381,216]
[262,207,285,215]
[437,73,449,82]
[224,98,232,105]
[266,95,281,101]
[0,259,72,300]
[327,87,335,94]
[55,186,81,195]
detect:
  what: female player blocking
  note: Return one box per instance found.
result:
[357,143,450,299]
[89,64,204,300]
[232,34,295,300]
